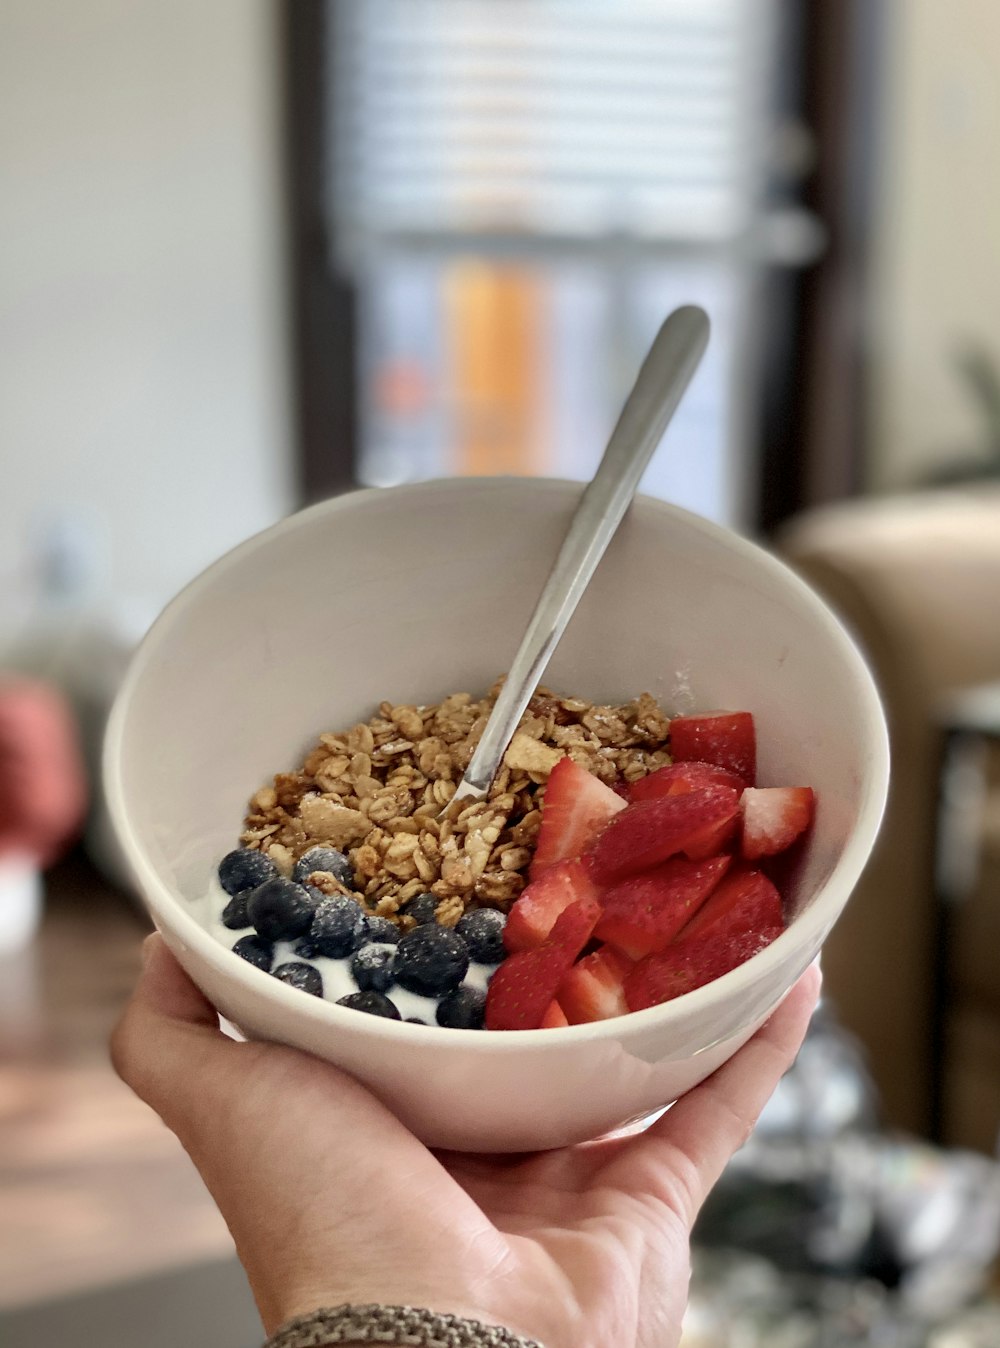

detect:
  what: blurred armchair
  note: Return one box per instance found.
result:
[776,487,1000,1149]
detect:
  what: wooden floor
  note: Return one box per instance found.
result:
[0,851,236,1312]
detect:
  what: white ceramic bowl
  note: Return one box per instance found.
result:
[103,478,889,1152]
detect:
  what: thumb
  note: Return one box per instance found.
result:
[134,933,220,1026]
[110,934,230,1121]
[624,961,822,1225]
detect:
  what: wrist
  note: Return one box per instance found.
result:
[259,1274,517,1340]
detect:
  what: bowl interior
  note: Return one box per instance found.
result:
[109,478,887,974]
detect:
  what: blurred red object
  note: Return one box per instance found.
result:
[0,678,88,866]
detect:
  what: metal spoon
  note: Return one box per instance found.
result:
[450,304,710,810]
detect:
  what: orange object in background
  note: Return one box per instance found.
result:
[0,678,87,865]
[446,260,546,477]
[374,358,431,418]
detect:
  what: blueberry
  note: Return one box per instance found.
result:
[436,985,487,1030]
[272,961,324,997]
[293,846,353,889]
[456,908,507,964]
[221,890,253,930]
[351,943,397,993]
[305,895,369,958]
[218,848,277,896]
[337,991,401,1019]
[365,915,401,945]
[404,1017,428,1025]
[402,892,438,926]
[232,934,274,973]
[395,925,469,997]
[247,877,318,942]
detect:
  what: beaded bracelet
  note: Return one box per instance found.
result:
[263,1303,544,1348]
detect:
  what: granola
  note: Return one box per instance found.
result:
[240,681,673,929]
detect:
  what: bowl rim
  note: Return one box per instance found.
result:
[103,476,890,1049]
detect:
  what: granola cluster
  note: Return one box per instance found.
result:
[239,682,673,929]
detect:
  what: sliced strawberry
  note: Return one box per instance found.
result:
[681,812,741,861]
[669,711,756,785]
[529,756,626,880]
[673,866,784,946]
[540,999,569,1029]
[624,869,784,1012]
[740,786,815,860]
[625,945,719,1010]
[547,894,603,953]
[486,896,601,1031]
[629,760,746,803]
[485,944,576,1031]
[586,786,741,883]
[622,933,765,1010]
[593,855,731,959]
[504,858,599,953]
[628,762,745,860]
[627,918,785,1010]
[558,946,633,1024]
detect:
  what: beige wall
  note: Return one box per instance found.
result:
[867,0,1000,490]
[0,0,292,626]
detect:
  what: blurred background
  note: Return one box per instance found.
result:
[3,1,1000,1343]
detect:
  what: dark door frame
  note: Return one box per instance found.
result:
[756,0,885,534]
[282,0,358,504]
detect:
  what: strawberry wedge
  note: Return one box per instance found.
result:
[486,896,601,1030]
[624,869,784,1012]
[529,755,625,880]
[504,858,599,953]
[540,1000,570,1029]
[673,865,784,945]
[740,786,815,860]
[558,947,633,1024]
[586,786,741,883]
[629,759,746,803]
[623,931,767,1010]
[593,855,731,959]
[669,711,756,785]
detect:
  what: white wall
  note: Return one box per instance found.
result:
[867,0,1000,490]
[0,0,293,632]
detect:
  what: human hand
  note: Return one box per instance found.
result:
[112,936,821,1348]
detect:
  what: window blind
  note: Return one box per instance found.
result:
[328,0,779,248]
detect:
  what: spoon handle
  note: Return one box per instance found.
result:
[454,304,710,803]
